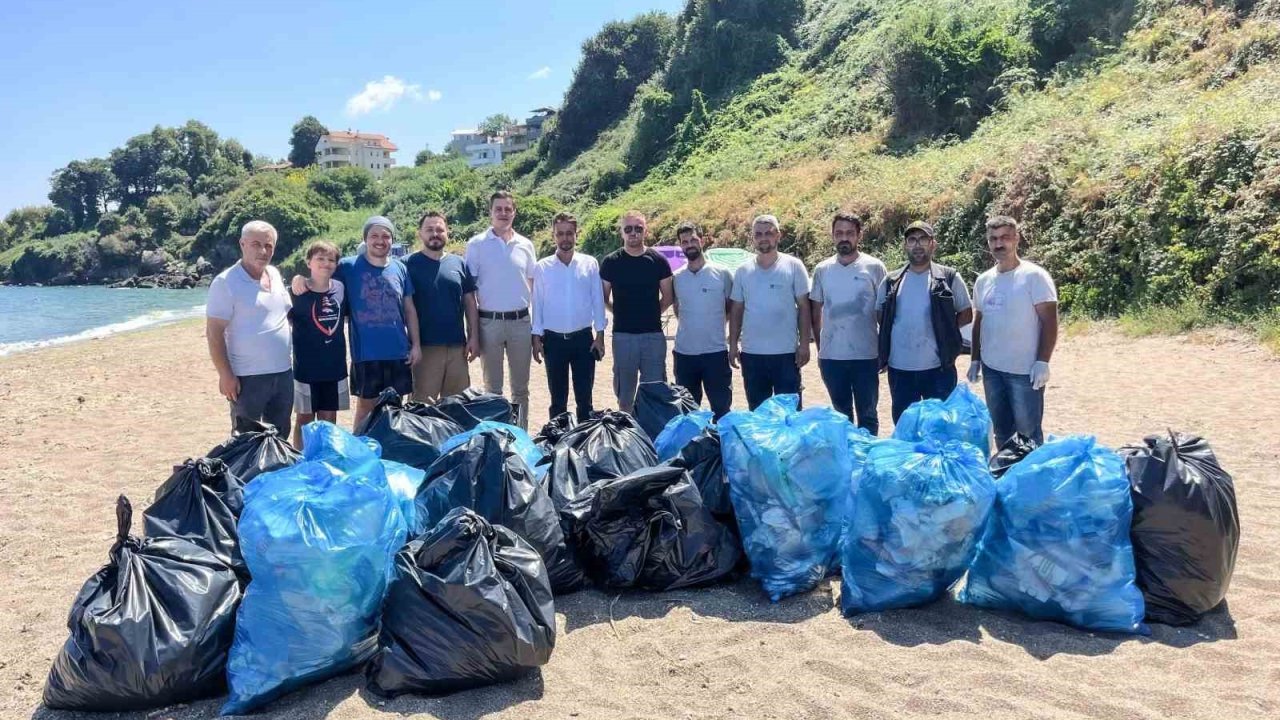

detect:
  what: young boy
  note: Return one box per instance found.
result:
[288,241,350,448]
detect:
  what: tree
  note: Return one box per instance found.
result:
[545,12,677,164]
[479,113,516,136]
[145,195,181,239]
[221,138,254,170]
[48,158,116,228]
[414,147,436,166]
[109,126,180,206]
[96,212,124,236]
[175,120,222,186]
[44,208,74,236]
[4,206,54,241]
[288,115,328,167]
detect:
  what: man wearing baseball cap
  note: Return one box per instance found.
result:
[332,215,421,428]
[875,220,973,421]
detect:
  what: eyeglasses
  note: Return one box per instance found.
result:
[623,225,645,234]
[904,235,932,246]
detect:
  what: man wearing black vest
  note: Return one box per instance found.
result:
[875,221,973,421]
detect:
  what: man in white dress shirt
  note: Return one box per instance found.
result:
[531,212,607,421]
[465,190,538,429]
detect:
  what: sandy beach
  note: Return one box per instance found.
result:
[1,319,1277,720]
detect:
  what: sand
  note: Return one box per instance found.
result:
[1,320,1277,719]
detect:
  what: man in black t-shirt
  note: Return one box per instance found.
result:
[599,210,673,413]
[405,211,480,402]
[288,240,350,449]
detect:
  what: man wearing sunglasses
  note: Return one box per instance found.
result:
[599,210,674,414]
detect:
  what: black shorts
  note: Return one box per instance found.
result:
[351,359,414,400]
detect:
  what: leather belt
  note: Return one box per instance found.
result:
[479,308,529,320]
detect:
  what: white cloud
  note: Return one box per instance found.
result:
[345,75,441,116]
[528,66,551,80]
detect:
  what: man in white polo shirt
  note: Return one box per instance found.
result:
[969,215,1059,446]
[672,221,733,419]
[810,212,887,434]
[465,190,537,429]
[205,220,294,435]
[531,212,607,422]
[728,214,812,409]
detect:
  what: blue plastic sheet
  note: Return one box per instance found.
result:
[959,435,1149,634]
[719,396,854,601]
[892,383,992,457]
[222,422,408,714]
[440,421,547,478]
[840,439,995,614]
[653,410,715,461]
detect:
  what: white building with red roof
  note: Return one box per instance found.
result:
[315,130,398,178]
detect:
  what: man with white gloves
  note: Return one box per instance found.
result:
[968,216,1058,446]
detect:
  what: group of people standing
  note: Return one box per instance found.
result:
[206,191,1058,450]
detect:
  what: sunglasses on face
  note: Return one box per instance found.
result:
[623,225,645,234]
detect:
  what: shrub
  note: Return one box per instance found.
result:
[193,173,329,268]
[308,166,382,210]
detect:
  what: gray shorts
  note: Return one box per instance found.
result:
[231,369,294,435]
[612,332,667,411]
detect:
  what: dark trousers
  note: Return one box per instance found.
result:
[818,358,881,435]
[887,365,957,422]
[231,369,293,435]
[982,364,1046,447]
[673,350,733,420]
[740,352,801,410]
[543,328,596,421]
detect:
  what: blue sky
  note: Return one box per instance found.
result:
[0,0,686,215]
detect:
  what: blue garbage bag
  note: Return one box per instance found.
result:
[383,459,426,534]
[892,383,991,457]
[959,435,1148,634]
[840,439,995,614]
[222,422,408,714]
[719,395,853,601]
[654,410,715,461]
[441,421,547,478]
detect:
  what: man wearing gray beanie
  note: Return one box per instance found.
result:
[296,214,421,429]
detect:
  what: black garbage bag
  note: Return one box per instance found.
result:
[554,410,658,481]
[44,496,241,712]
[989,433,1039,479]
[542,446,594,515]
[357,389,465,470]
[143,457,247,581]
[366,508,555,697]
[1119,431,1241,625]
[534,412,578,452]
[667,427,734,522]
[634,381,699,441]
[433,387,514,429]
[418,429,585,594]
[205,420,300,483]
[563,465,741,590]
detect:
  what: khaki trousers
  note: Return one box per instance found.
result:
[411,345,471,403]
[479,316,532,428]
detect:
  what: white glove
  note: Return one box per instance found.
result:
[1030,361,1050,390]
[966,362,981,384]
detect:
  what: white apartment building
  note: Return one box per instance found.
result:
[315,131,398,178]
[465,141,503,167]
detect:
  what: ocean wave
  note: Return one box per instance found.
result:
[0,304,206,357]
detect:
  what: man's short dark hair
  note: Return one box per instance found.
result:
[552,212,578,230]
[489,190,516,208]
[418,210,447,228]
[676,221,700,239]
[985,215,1020,234]
[832,212,863,232]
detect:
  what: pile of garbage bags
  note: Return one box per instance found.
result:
[959,435,1148,634]
[840,440,995,614]
[634,381,699,441]
[550,410,658,481]
[893,384,991,457]
[417,427,583,594]
[367,508,555,697]
[431,387,514,429]
[562,465,741,590]
[533,412,578,451]
[356,389,466,469]
[142,457,247,581]
[654,410,715,461]
[205,419,300,483]
[45,497,241,712]
[1120,432,1240,625]
[442,420,547,478]
[222,422,409,714]
[720,396,854,601]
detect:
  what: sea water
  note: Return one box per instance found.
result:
[0,285,207,356]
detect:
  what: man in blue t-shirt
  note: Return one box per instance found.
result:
[335,216,420,429]
[405,211,480,402]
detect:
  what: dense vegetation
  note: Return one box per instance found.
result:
[4,0,1279,343]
